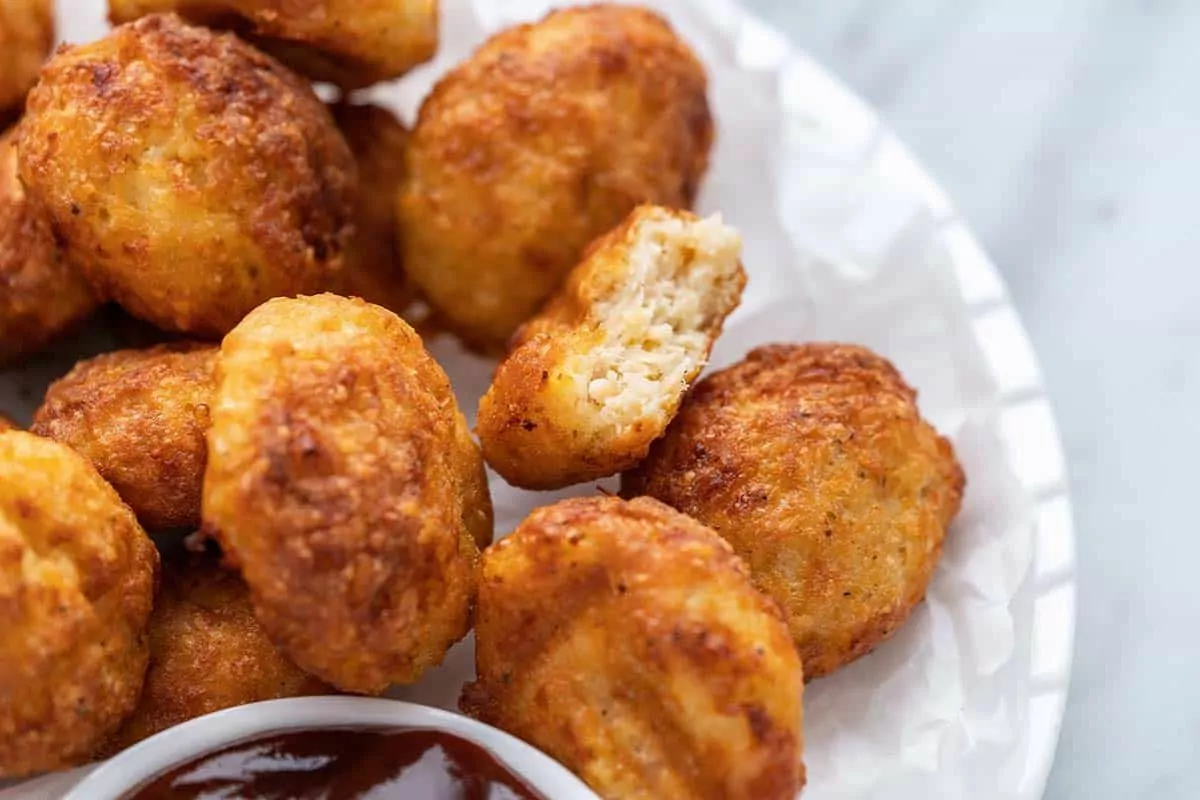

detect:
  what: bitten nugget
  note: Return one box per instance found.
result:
[478,206,744,490]
[203,295,491,694]
[623,344,966,679]
[0,431,158,778]
[17,14,356,336]
[1,126,98,365]
[109,0,437,89]
[463,496,804,800]
[0,0,53,115]
[329,102,414,314]
[399,4,713,349]
[32,343,216,531]
[97,552,332,756]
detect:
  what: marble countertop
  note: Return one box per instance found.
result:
[744,1,1198,798]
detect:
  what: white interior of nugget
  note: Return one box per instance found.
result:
[575,212,743,433]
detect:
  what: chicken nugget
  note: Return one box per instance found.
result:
[0,0,53,115]
[108,0,437,89]
[0,414,14,431]
[623,344,966,679]
[328,102,414,315]
[478,206,744,490]
[31,343,216,531]
[0,431,158,778]
[454,411,494,551]
[17,14,356,336]
[399,4,713,349]
[97,551,332,756]
[1,125,99,365]
[203,294,491,694]
[463,496,804,800]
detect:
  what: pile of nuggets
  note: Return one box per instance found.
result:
[0,1,966,797]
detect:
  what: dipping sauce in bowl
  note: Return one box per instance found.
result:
[127,727,545,799]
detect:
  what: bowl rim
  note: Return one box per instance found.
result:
[63,696,600,800]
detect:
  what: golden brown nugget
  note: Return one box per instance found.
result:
[203,295,491,694]
[1,126,99,365]
[0,0,53,114]
[623,344,966,679]
[329,102,415,315]
[454,411,494,551]
[463,496,804,800]
[98,552,333,756]
[109,0,437,89]
[0,413,15,431]
[32,343,217,531]
[478,206,744,490]
[17,14,356,336]
[399,4,713,349]
[0,431,158,778]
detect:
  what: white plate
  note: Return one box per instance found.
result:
[0,1,1076,798]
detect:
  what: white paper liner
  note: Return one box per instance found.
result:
[0,2,1064,798]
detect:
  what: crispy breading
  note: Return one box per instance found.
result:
[623,344,966,679]
[0,125,99,365]
[16,14,356,336]
[32,343,216,531]
[399,4,713,349]
[463,496,804,800]
[328,102,414,315]
[108,0,437,89]
[0,431,158,778]
[202,295,491,694]
[0,0,53,114]
[97,551,333,757]
[478,206,744,489]
[454,411,494,550]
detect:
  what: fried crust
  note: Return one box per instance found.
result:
[202,295,489,694]
[623,344,966,679]
[463,496,804,800]
[31,343,216,531]
[108,0,437,89]
[477,206,744,489]
[0,431,158,778]
[16,14,356,336]
[0,125,99,365]
[399,4,713,349]
[328,102,414,315]
[0,0,54,113]
[96,551,333,757]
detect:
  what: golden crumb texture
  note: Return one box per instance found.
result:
[16,14,356,336]
[202,294,493,694]
[0,0,54,113]
[463,495,804,800]
[399,4,713,349]
[96,551,333,757]
[32,342,217,531]
[0,431,158,778]
[328,102,414,315]
[623,343,966,679]
[109,0,438,89]
[478,205,745,490]
[1,125,99,365]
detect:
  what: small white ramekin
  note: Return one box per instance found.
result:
[64,697,599,799]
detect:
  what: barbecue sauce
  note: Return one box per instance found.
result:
[126,727,546,799]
